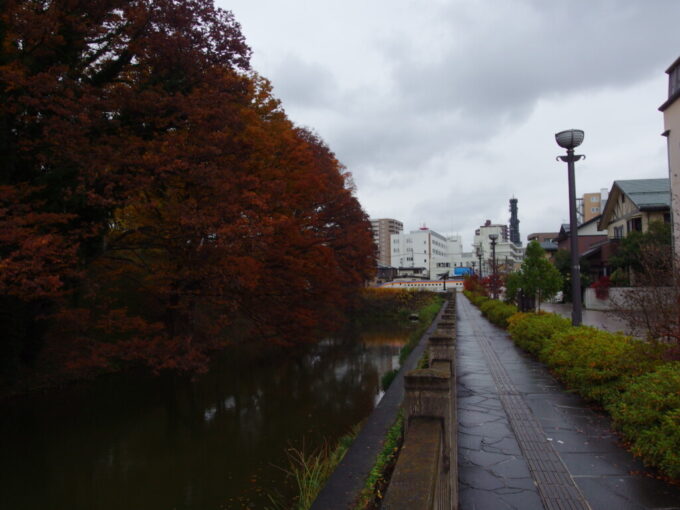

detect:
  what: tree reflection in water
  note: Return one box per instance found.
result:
[0,324,410,509]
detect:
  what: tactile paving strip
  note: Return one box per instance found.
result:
[460,300,590,510]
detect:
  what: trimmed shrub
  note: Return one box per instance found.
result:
[610,363,680,478]
[463,290,490,308]
[479,300,518,329]
[507,312,571,356]
[539,327,665,406]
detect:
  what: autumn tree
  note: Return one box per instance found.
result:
[0,0,374,382]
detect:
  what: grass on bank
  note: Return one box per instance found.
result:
[267,426,360,510]
[355,412,405,509]
[465,290,680,481]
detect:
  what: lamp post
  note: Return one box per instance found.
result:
[555,129,585,327]
[475,245,483,279]
[489,234,498,299]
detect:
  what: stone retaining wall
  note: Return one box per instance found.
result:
[383,295,457,509]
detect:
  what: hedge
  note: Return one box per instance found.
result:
[479,299,518,329]
[465,291,680,481]
[507,312,571,356]
[609,363,680,478]
[539,327,665,406]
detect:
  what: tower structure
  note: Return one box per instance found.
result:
[509,198,521,246]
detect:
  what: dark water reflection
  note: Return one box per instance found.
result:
[0,323,410,510]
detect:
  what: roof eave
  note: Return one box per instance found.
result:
[659,88,680,112]
[665,55,680,74]
[639,204,670,212]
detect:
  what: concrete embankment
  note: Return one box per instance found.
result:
[382,296,458,509]
[311,293,454,510]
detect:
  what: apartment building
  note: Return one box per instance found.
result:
[370,218,403,266]
[580,189,609,224]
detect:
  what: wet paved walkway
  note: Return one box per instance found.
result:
[457,295,680,510]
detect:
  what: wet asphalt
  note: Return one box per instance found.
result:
[457,295,680,510]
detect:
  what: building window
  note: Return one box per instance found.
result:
[627,217,642,233]
[613,226,624,239]
[590,196,599,202]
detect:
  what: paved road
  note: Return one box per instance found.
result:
[457,295,680,510]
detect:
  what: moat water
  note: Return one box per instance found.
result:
[0,323,409,509]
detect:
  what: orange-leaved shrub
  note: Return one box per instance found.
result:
[539,327,665,406]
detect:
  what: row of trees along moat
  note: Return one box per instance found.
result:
[0,0,375,391]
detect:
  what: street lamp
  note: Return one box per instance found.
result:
[555,129,585,326]
[475,245,483,279]
[489,234,498,299]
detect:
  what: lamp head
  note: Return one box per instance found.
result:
[555,129,584,149]
[489,233,498,241]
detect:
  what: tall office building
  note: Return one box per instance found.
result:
[370,218,403,266]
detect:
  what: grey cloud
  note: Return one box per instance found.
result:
[269,54,338,107]
[388,0,680,118]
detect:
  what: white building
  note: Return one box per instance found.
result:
[473,221,524,275]
[391,228,474,279]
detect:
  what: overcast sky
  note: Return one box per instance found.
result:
[218,0,680,250]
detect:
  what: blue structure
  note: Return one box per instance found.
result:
[453,267,473,277]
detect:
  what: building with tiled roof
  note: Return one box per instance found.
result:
[597,178,671,238]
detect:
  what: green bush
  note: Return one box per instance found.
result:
[507,312,571,356]
[539,327,664,406]
[463,290,489,308]
[610,363,680,478]
[479,300,518,329]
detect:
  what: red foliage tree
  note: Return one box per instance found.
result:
[0,0,374,380]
